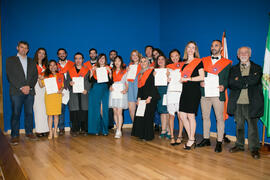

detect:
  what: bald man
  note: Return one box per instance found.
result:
[227,46,264,159]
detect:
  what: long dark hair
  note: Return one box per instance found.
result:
[168,49,181,64]
[44,60,58,77]
[112,56,125,71]
[96,53,107,67]
[33,48,48,67]
[154,55,168,68]
[152,48,165,61]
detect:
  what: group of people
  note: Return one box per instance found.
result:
[6,40,264,159]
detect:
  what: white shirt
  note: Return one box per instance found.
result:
[211,55,221,65]
[59,60,68,79]
[17,53,27,79]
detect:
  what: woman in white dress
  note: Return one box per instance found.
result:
[109,56,128,138]
[33,48,49,137]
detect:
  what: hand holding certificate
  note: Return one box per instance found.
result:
[204,73,220,97]
[168,70,182,92]
[44,77,58,94]
[127,64,138,80]
[96,67,109,83]
[111,83,124,99]
[155,68,167,86]
[136,100,146,117]
[72,77,84,93]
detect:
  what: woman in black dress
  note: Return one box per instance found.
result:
[131,57,160,141]
[179,41,204,150]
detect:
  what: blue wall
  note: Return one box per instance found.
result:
[1,0,160,130]
[160,0,270,142]
[2,0,270,142]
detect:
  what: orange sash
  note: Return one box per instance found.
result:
[84,61,93,70]
[166,62,184,71]
[127,63,141,82]
[138,69,153,88]
[36,64,46,75]
[202,56,232,75]
[92,65,110,80]
[68,66,89,79]
[181,58,201,78]
[46,73,64,90]
[150,61,155,67]
[57,60,74,74]
[113,69,127,82]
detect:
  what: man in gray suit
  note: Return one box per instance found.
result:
[6,41,38,145]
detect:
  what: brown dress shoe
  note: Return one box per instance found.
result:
[10,137,19,145]
[25,134,38,141]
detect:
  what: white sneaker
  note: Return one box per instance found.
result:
[114,130,122,139]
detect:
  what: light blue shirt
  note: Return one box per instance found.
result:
[17,53,27,79]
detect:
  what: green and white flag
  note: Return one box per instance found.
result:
[261,20,270,137]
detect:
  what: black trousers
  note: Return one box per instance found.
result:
[234,104,260,151]
[70,110,88,133]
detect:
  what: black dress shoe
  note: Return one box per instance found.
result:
[197,138,211,147]
[251,150,260,159]
[154,124,160,132]
[223,134,231,143]
[59,129,65,136]
[229,146,244,153]
[215,141,222,153]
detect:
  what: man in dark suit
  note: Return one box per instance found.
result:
[227,46,263,159]
[6,41,38,145]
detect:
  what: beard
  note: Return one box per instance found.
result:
[59,57,66,61]
[211,49,220,56]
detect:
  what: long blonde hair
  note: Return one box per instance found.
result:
[183,41,200,61]
[130,50,142,63]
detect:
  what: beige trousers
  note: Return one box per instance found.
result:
[200,97,224,142]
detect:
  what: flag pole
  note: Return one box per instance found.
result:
[260,12,270,153]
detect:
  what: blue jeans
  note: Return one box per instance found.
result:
[59,103,69,130]
[10,94,34,137]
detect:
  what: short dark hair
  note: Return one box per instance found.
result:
[145,45,154,52]
[212,40,222,45]
[74,52,84,59]
[57,48,67,55]
[109,50,118,55]
[89,48,97,54]
[17,41,29,49]
[96,53,107,67]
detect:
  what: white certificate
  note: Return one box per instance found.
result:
[155,68,167,86]
[167,92,181,104]
[72,77,84,93]
[44,77,58,95]
[96,67,109,83]
[62,89,70,105]
[127,64,138,80]
[111,83,124,99]
[162,94,167,106]
[204,73,220,97]
[168,70,182,92]
[136,100,146,117]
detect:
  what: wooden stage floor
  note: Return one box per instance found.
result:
[10,129,270,180]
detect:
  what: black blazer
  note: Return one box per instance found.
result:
[227,61,264,118]
[6,56,38,96]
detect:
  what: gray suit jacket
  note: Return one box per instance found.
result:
[6,56,38,96]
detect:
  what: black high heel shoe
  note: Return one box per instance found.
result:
[183,140,196,150]
[175,136,182,145]
[170,136,176,146]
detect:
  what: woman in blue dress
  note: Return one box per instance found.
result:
[88,54,112,135]
[127,50,142,122]
[153,55,170,139]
